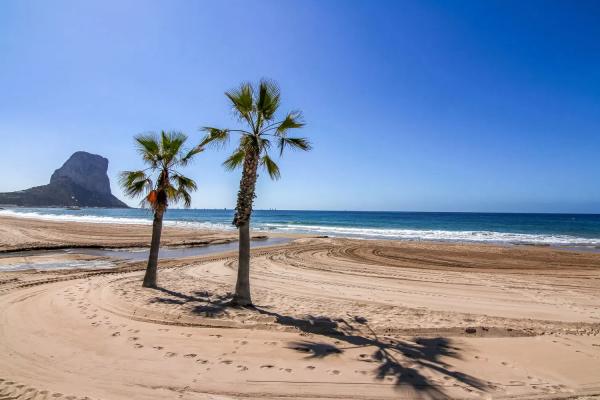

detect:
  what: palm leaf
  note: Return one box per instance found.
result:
[180,145,204,166]
[256,79,280,121]
[275,111,305,135]
[223,148,246,170]
[176,188,193,208]
[119,170,152,197]
[161,131,188,165]
[261,154,281,180]
[134,134,160,166]
[200,127,230,148]
[172,173,198,192]
[278,136,312,156]
[225,82,254,122]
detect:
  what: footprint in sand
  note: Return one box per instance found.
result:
[111,332,120,337]
[196,359,209,364]
[306,365,316,370]
[220,360,233,365]
[184,353,197,358]
[153,346,164,350]
[165,352,177,358]
[260,364,274,369]
[237,365,248,372]
[128,337,139,341]
[329,370,341,375]
[134,343,143,349]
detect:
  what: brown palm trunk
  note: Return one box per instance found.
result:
[234,221,252,304]
[142,208,164,288]
[231,150,259,306]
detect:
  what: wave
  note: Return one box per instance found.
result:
[2,209,599,246]
[0,209,233,231]
[256,223,600,246]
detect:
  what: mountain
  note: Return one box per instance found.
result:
[0,151,128,208]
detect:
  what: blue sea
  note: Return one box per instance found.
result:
[2,208,600,248]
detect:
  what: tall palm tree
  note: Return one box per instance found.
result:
[202,80,311,306]
[120,131,202,288]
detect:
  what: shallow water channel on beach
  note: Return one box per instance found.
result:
[0,237,291,272]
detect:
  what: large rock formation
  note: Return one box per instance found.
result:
[0,151,128,208]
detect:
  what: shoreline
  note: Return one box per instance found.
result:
[0,215,309,253]
[1,214,599,254]
[3,208,600,249]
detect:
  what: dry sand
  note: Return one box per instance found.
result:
[0,216,600,399]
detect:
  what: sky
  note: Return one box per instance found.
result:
[0,0,599,213]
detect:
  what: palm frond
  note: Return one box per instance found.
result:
[261,154,281,180]
[179,145,204,166]
[225,82,254,122]
[258,136,272,152]
[119,170,152,197]
[223,148,246,171]
[275,111,305,135]
[200,127,230,148]
[134,134,160,166]
[161,131,188,165]
[172,173,198,192]
[278,136,312,156]
[176,188,193,208]
[256,79,280,121]
[164,185,179,205]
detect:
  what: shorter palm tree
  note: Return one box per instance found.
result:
[120,131,202,288]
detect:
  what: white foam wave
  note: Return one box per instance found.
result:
[0,209,153,225]
[256,223,600,246]
[2,209,598,246]
[0,209,233,231]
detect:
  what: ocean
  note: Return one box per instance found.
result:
[2,207,600,249]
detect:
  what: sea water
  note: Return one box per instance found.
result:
[2,208,600,249]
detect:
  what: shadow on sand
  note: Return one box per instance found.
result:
[254,308,489,399]
[148,286,488,398]
[150,286,233,317]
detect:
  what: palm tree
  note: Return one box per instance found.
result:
[201,80,311,306]
[120,131,202,288]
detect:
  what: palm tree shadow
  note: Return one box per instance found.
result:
[150,287,233,317]
[255,308,489,398]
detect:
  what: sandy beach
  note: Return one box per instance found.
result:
[0,216,599,399]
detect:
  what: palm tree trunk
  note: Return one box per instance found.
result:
[231,151,259,306]
[142,209,164,288]
[233,221,252,305]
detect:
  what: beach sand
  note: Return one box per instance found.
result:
[0,216,599,399]
[0,215,275,252]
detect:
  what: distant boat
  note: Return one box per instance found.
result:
[66,206,81,210]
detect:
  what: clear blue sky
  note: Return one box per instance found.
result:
[1,0,599,212]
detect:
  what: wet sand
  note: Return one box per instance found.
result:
[0,215,270,252]
[0,217,600,399]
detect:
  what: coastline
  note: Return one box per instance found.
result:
[1,214,600,399]
[0,215,308,253]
